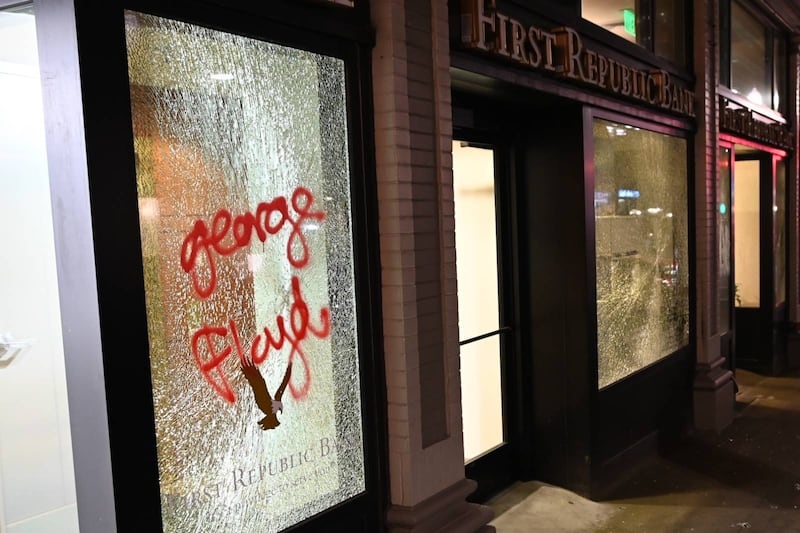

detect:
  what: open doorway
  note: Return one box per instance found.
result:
[452,139,517,502]
[727,142,788,375]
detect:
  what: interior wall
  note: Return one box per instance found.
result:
[733,159,761,308]
[0,8,78,532]
[452,142,504,463]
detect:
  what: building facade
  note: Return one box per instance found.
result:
[0,0,798,531]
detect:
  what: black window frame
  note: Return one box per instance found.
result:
[720,0,789,116]
[61,0,386,531]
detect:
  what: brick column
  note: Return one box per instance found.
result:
[692,0,735,431]
[787,38,800,368]
[371,0,493,531]
[790,40,800,325]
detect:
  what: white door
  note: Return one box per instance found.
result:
[0,5,79,532]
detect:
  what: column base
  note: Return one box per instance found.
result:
[386,478,495,533]
[788,324,800,370]
[693,355,735,432]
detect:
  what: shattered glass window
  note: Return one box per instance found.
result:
[125,11,365,531]
[593,119,689,389]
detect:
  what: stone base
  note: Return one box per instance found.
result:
[386,478,495,533]
[693,356,735,432]
[788,328,800,370]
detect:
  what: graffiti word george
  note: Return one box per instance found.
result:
[180,187,325,298]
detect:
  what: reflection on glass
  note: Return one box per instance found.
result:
[126,12,364,532]
[593,120,689,388]
[452,141,504,462]
[730,2,770,108]
[654,0,685,64]
[718,148,732,334]
[733,159,760,308]
[774,36,786,113]
[775,159,786,306]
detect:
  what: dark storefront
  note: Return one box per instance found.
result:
[449,0,698,500]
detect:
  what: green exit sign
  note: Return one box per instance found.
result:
[623,9,636,36]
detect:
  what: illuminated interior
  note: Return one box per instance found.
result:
[582,0,638,43]
[733,158,760,308]
[452,142,504,463]
[0,5,79,532]
[583,0,685,64]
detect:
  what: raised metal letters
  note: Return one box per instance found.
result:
[460,0,696,117]
[719,96,793,149]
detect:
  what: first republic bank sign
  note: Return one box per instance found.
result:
[459,0,696,117]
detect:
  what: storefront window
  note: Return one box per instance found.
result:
[125,12,365,531]
[593,119,689,388]
[582,0,686,65]
[722,0,786,112]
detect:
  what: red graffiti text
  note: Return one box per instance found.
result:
[190,276,330,403]
[180,187,325,299]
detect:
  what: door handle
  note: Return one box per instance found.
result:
[0,333,34,369]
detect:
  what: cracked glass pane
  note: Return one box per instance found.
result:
[593,119,689,389]
[125,11,364,531]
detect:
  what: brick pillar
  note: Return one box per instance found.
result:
[790,40,800,325]
[693,0,735,431]
[371,0,493,531]
[787,38,800,368]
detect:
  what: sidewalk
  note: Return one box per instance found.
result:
[487,369,800,532]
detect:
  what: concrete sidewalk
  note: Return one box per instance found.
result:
[487,369,800,532]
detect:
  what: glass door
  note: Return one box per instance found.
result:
[0,4,80,532]
[732,144,787,373]
[453,140,514,501]
[718,145,734,368]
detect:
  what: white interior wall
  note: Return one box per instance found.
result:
[733,159,761,308]
[0,10,78,533]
